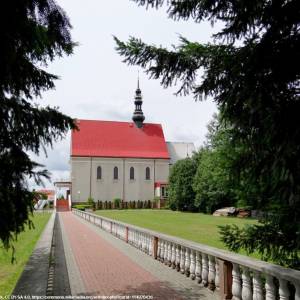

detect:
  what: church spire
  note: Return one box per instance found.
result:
[132,76,145,128]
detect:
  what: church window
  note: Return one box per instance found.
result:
[145,167,150,180]
[130,167,134,180]
[97,166,102,180]
[113,166,118,180]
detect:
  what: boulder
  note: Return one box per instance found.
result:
[213,207,236,217]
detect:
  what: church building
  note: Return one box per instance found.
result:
[70,82,195,203]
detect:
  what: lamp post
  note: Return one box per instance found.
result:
[77,190,81,202]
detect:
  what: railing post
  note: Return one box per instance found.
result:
[110,221,112,233]
[153,236,158,259]
[125,227,129,243]
[218,259,233,300]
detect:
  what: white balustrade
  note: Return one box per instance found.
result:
[195,251,202,283]
[190,250,196,280]
[167,242,172,266]
[171,243,176,269]
[208,255,216,290]
[157,239,161,261]
[201,253,209,287]
[265,274,276,300]
[215,259,219,290]
[180,247,185,274]
[232,263,242,300]
[279,279,289,300]
[242,267,253,300]
[175,245,180,271]
[72,209,300,300]
[185,248,191,277]
[252,271,263,300]
[164,241,168,264]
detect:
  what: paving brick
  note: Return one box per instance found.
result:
[60,212,218,299]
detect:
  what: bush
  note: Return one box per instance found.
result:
[73,204,93,211]
[113,198,121,209]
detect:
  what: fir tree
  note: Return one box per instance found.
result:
[115,0,300,268]
[0,1,76,251]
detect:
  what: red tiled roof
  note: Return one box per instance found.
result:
[71,120,170,159]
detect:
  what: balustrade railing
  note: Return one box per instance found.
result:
[72,209,300,300]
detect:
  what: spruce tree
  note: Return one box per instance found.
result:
[114,0,300,268]
[0,1,76,251]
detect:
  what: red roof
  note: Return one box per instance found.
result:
[71,120,170,159]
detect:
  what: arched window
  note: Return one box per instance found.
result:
[113,166,118,180]
[145,167,150,180]
[97,166,102,180]
[130,167,134,180]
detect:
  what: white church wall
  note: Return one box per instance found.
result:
[71,157,170,203]
[71,157,91,202]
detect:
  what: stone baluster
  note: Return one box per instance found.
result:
[148,236,152,256]
[180,247,186,274]
[232,263,242,300]
[175,245,181,271]
[201,254,209,287]
[159,240,164,261]
[142,233,146,251]
[241,267,253,300]
[145,234,149,253]
[159,241,164,262]
[171,244,176,269]
[208,255,216,290]
[215,259,220,290]
[295,283,300,300]
[190,250,196,280]
[195,252,202,283]
[157,240,161,261]
[185,248,191,277]
[279,278,290,300]
[143,234,147,252]
[135,231,138,247]
[137,232,140,248]
[252,271,263,300]
[265,274,276,300]
[167,242,172,266]
[164,241,169,264]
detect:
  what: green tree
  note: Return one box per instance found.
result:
[168,157,197,211]
[0,1,76,251]
[193,115,238,213]
[115,0,300,267]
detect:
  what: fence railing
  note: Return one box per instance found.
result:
[72,209,300,300]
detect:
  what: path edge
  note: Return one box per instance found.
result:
[12,211,56,296]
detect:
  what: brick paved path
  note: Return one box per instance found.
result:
[59,212,218,300]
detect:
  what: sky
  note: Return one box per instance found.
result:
[31,0,219,189]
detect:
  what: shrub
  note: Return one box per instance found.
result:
[113,198,121,209]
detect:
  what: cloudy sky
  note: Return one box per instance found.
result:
[31,0,219,189]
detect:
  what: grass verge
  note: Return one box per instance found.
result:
[0,212,52,296]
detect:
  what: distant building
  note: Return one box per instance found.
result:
[35,189,55,201]
[167,142,196,165]
[70,82,195,203]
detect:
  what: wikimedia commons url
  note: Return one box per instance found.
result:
[0,295,154,300]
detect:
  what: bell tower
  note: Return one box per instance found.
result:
[132,78,145,128]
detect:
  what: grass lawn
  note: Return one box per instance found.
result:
[95,209,258,256]
[0,212,52,296]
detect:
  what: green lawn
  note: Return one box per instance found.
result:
[0,212,52,296]
[95,209,257,255]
